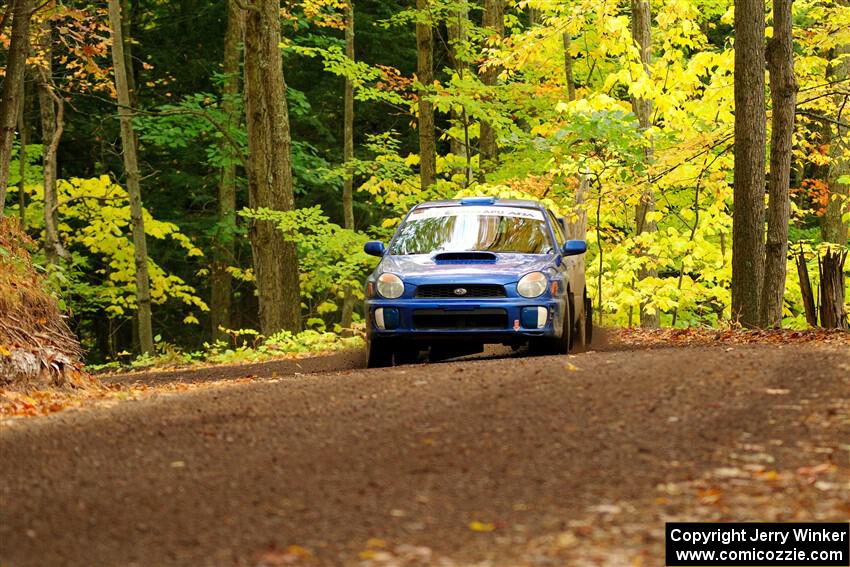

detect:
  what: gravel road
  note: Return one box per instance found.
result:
[1,343,848,566]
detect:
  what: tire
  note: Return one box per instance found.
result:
[551,292,573,354]
[530,293,572,355]
[367,336,394,368]
[573,291,593,351]
[584,294,594,346]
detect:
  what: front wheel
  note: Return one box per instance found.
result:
[530,294,572,355]
[367,336,394,368]
[552,292,574,354]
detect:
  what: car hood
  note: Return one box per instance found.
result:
[378,253,554,285]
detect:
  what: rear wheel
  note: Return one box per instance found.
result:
[584,294,594,346]
[367,336,394,368]
[574,290,593,351]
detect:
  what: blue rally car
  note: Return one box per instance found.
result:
[362,197,592,367]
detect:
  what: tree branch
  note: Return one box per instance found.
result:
[796,109,850,129]
[155,108,249,170]
[52,194,123,214]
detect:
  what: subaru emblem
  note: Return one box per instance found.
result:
[454,287,467,296]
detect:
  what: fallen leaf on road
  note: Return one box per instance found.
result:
[554,531,579,549]
[254,544,314,566]
[797,463,837,477]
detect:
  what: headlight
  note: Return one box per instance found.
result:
[376,273,404,299]
[517,271,547,298]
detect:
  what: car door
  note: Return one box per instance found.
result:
[550,209,587,323]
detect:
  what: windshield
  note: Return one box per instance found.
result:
[390,206,553,255]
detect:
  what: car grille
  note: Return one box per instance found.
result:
[412,308,508,330]
[414,284,507,299]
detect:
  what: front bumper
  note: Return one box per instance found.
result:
[365,297,564,342]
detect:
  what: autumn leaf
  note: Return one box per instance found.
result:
[469,521,496,532]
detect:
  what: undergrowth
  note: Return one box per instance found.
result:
[89,327,365,372]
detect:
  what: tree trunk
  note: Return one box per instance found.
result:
[823,43,850,245]
[243,0,302,335]
[630,0,659,328]
[16,65,30,227]
[818,248,848,329]
[760,0,797,328]
[563,32,576,102]
[528,7,539,26]
[108,0,155,355]
[731,0,767,328]
[416,0,436,190]
[120,0,137,107]
[566,178,589,241]
[447,0,469,170]
[210,0,244,341]
[0,0,35,214]
[340,0,356,332]
[794,247,817,327]
[37,12,67,265]
[478,0,504,177]
[563,28,586,249]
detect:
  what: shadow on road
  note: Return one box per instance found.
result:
[103,326,620,388]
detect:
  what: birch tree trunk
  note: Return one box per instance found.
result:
[630,0,659,328]
[340,0,356,332]
[478,0,504,177]
[0,0,35,213]
[210,0,244,341]
[416,0,436,190]
[243,0,302,335]
[760,0,797,327]
[108,0,155,354]
[731,0,767,328]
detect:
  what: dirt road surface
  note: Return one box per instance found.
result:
[2,343,848,566]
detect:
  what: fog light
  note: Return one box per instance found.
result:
[374,308,399,330]
[521,307,548,329]
[536,306,548,328]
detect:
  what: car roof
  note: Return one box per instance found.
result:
[413,198,547,211]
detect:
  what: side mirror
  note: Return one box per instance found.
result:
[562,240,587,256]
[364,241,386,257]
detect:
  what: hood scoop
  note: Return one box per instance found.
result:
[432,251,498,264]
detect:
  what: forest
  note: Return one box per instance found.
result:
[0,0,848,368]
